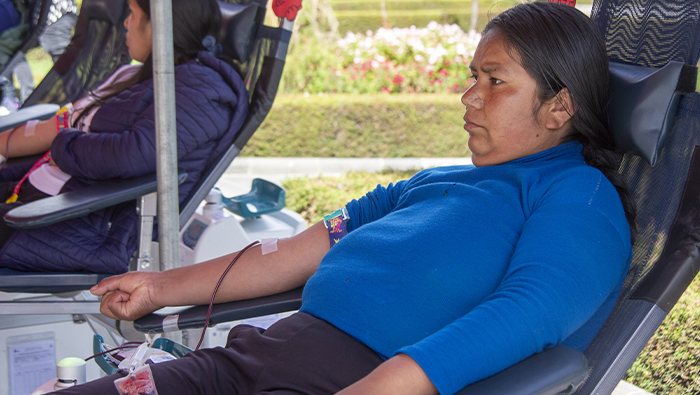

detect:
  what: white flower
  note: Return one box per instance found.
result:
[456,42,466,55]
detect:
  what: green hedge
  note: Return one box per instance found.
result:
[242,94,470,157]
[334,12,490,35]
[327,0,591,33]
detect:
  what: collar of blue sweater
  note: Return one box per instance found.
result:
[501,141,583,166]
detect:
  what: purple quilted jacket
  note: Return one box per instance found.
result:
[0,51,248,273]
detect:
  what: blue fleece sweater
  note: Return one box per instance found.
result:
[300,142,632,395]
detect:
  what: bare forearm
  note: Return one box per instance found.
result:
[153,221,330,307]
[337,354,438,395]
[0,117,57,157]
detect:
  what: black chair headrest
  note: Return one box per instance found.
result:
[79,0,125,26]
[218,1,260,63]
[608,60,697,166]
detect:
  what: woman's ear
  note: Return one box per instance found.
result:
[544,88,576,130]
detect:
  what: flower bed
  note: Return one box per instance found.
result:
[281,22,480,94]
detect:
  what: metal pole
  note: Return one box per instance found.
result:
[149,0,180,272]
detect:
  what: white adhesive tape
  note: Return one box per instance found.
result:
[261,238,279,255]
[161,314,180,333]
[24,120,39,137]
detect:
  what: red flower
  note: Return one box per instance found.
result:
[548,0,575,6]
[381,87,392,93]
[392,74,405,85]
[438,68,449,76]
[273,0,303,20]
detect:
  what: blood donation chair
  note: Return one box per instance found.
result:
[0,0,302,319]
[0,0,131,178]
[20,0,131,108]
[0,0,129,111]
[123,0,700,394]
[0,0,50,112]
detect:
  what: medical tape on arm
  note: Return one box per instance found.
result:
[261,238,279,255]
[23,120,39,137]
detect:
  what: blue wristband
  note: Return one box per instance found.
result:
[324,207,349,247]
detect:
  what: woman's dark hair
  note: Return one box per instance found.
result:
[484,2,637,243]
[80,0,222,115]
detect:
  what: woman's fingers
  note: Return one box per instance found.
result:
[90,272,132,296]
[93,272,161,320]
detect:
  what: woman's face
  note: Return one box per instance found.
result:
[124,0,152,63]
[462,30,569,167]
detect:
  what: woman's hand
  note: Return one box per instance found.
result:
[91,271,165,321]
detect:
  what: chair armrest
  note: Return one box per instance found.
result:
[4,172,187,229]
[0,104,60,132]
[455,346,589,395]
[0,268,113,293]
[132,287,303,332]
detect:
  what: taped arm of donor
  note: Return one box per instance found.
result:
[89,221,439,395]
[0,116,59,158]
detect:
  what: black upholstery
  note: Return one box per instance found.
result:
[609,61,696,166]
[22,0,131,107]
[0,0,52,78]
[219,1,260,63]
[134,287,303,332]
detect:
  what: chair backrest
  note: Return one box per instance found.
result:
[0,0,51,77]
[22,0,131,107]
[178,0,293,227]
[574,0,700,393]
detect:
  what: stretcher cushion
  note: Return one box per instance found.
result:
[219,1,260,63]
[609,60,697,166]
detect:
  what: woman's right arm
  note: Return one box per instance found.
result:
[91,221,330,321]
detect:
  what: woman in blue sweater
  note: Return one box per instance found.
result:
[72,3,634,395]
